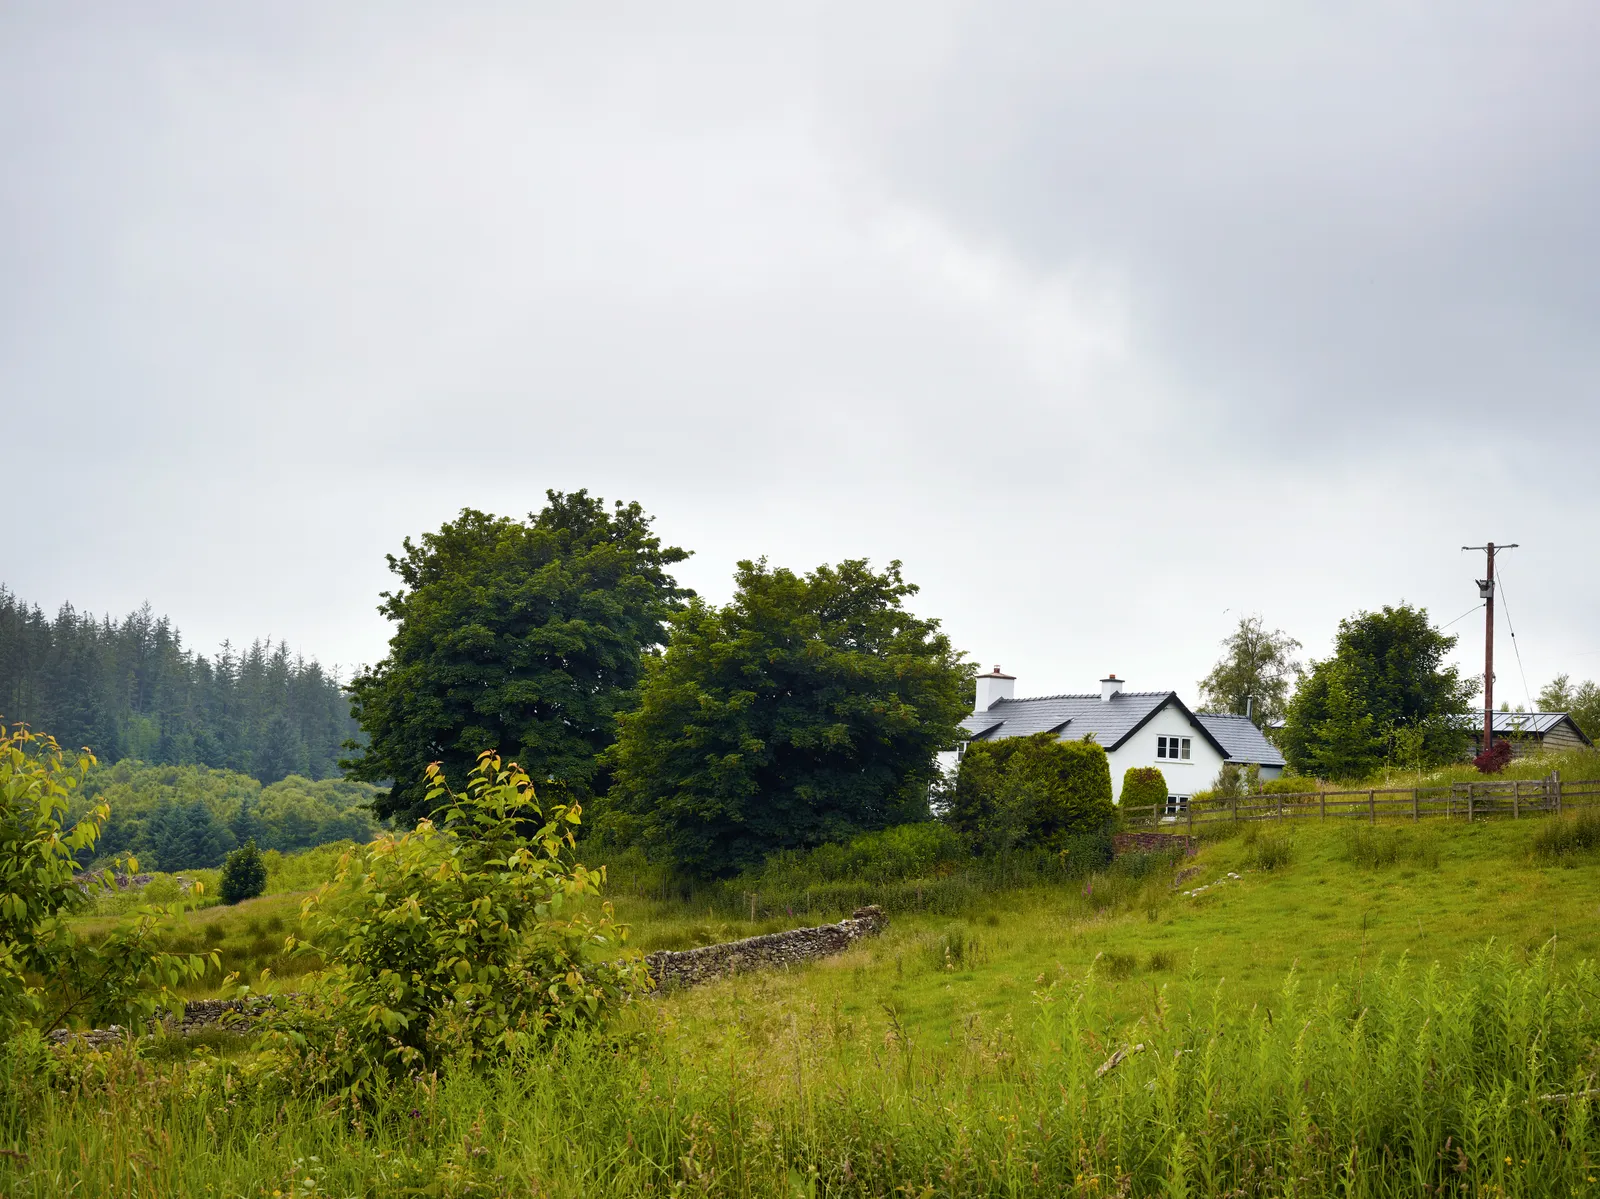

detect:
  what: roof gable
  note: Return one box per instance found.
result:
[961,690,1234,759]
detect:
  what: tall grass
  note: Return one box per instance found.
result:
[3,946,1595,1197]
[1532,808,1600,862]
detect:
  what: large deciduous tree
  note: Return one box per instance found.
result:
[605,558,970,877]
[1196,615,1302,727]
[1538,674,1600,740]
[1279,604,1473,780]
[344,492,690,826]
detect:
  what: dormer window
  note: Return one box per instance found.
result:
[1157,735,1191,761]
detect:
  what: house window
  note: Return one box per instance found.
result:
[1157,735,1191,761]
[1165,794,1189,816]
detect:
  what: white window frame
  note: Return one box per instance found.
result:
[1165,793,1189,816]
[1157,735,1192,761]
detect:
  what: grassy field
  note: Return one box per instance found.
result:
[3,793,1598,1195]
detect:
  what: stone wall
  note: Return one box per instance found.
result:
[1112,832,1196,857]
[48,910,892,1047]
[644,906,887,991]
[46,997,276,1049]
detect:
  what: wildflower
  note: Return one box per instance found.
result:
[410,1108,422,1118]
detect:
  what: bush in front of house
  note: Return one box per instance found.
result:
[1474,740,1513,774]
[946,732,1115,853]
[1120,767,1168,813]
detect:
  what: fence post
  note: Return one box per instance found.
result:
[1468,784,1474,823]
[1320,790,1326,821]
[1413,787,1419,822]
[1188,799,1194,835]
[1553,770,1562,814]
[1278,794,1284,820]
[1513,780,1520,819]
[1369,789,1376,824]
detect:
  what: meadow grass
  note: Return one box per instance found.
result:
[14,773,1600,1195]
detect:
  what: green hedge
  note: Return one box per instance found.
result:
[946,733,1115,852]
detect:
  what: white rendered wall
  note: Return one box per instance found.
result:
[1105,702,1228,803]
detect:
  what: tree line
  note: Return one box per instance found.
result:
[0,588,360,784]
[82,760,380,871]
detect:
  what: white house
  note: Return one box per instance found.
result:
[944,667,1285,811]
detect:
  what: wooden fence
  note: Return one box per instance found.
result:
[1123,771,1600,831]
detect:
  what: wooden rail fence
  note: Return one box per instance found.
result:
[1124,771,1600,831]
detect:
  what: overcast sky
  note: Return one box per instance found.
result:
[4,2,1597,707]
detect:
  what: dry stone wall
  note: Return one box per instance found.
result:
[644,906,887,990]
[1112,832,1196,857]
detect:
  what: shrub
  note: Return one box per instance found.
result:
[281,750,646,1087]
[0,725,216,1037]
[1474,740,1513,774]
[1531,809,1600,862]
[947,733,1115,853]
[1120,767,1167,813]
[752,822,967,890]
[219,840,267,904]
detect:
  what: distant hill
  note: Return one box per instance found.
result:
[0,586,362,782]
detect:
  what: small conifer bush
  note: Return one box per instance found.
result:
[219,839,268,904]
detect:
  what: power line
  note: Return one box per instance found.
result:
[1495,565,1535,713]
[1439,602,1485,631]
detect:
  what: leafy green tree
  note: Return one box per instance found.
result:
[219,839,267,904]
[1538,674,1600,740]
[0,725,217,1037]
[606,559,969,877]
[283,751,643,1088]
[344,494,690,827]
[1280,605,1473,780]
[1196,615,1303,727]
[946,733,1115,853]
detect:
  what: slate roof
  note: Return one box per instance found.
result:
[960,691,1287,765]
[1193,713,1287,767]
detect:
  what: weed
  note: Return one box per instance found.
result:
[1245,826,1295,871]
[1531,809,1600,862]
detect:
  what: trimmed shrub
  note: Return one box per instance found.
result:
[1120,767,1167,812]
[219,839,267,904]
[947,733,1115,853]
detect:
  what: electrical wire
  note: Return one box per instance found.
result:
[1495,566,1535,713]
[1439,602,1485,631]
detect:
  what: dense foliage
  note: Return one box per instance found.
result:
[1538,673,1600,739]
[606,558,970,877]
[1195,614,1302,727]
[0,725,216,1037]
[281,751,643,1087]
[1119,765,1168,811]
[344,493,691,827]
[1279,604,1473,779]
[947,732,1116,852]
[85,761,379,871]
[0,588,358,783]
[218,840,267,904]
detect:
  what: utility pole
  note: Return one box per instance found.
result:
[1462,541,1518,752]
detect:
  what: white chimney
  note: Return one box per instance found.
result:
[1101,674,1124,702]
[974,665,1016,713]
